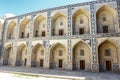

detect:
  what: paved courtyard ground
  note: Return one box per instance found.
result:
[0,72,71,80]
[0,66,120,80]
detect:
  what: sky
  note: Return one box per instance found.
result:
[0,0,94,16]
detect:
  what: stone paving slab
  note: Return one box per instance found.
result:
[0,66,120,80]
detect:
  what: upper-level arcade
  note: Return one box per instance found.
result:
[4,1,119,41]
[72,9,90,35]
[19,19,30,39]
[33,15,46,37]
[6,21,16,39]
[51,12,67,36]
[96,5,119,33]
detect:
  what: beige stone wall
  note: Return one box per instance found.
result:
[2,0,120,72]
[0,21,2,40]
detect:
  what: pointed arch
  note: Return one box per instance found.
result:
[96,5,118,33]
[51,12,67,36]
[31,43,45,67]
[6,21,16,39]
[19,19,30,39]
[98,39,119,71]
[72,9,90,35]
[50,43,66,69]
[33,15,46,37]
[3,44,13,66]
[16,43,27,66]
[72,40,91,70]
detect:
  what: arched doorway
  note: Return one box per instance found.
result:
[6,21,16,39]
[3,44,13,66]
[16,44,27,66]
[96,6,118,33]
[51,12,67,36]
[72,9,89,35]
[98,40,119,71]
[19,19,30,39]
[72,41,91,70]
[50,43,66,69]
[33,16,46,37]
[31,43,45,67]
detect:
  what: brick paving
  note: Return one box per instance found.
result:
[0,66,120,80]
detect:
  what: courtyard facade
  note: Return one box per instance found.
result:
[0,0,120,72]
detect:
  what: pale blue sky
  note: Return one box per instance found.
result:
[0,0,93,15]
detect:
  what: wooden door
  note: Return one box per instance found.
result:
[79,28,84,34]
[52,29,55,36]
[27,33,29,38]
[35,30,38,37]
[103,26,108,33]
[24,59,27,66]
[80,60,85,70]
[21,32,24,38]
[40,59,44,67]
[59,59,62,68]
[59,30,63,35]
[42,31,45,37]
[106,61,112,71]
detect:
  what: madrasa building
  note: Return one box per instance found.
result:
[0,0,120,72]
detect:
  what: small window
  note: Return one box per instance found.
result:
[102,17,106,22]
[60,22,63,26]
[59,50,63,56]
[41,50,44,56]
[80,19,83,24]
[80,49,84,56]
[104,49,111,56]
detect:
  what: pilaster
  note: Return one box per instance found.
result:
[66,6,72,70]
[90,2,99,72]
[15,18,20,40]
[29,15,34,39]
[117,0,120,30]
[10,43,17,66]
[44,11,51,69]
[0,20,7,65]
[26,41,32,67]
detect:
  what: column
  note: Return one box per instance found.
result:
[15,19,20,40]
[26,15,34,67]
[26,41,32,67]
[44,11,51,69]
[90,2,99,72]
[10,43,17,66]
[0,20,7,66]
[66,6,72,70]
[117,0,120,71]
[117,0,120,31]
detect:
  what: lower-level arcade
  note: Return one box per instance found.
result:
[2,39,120,72]
[72,41,91,70]
[3,44,13,66]
[16,44,27,66]
[50,43,66,69]
[31,43,45,67]
[98,39,119,72]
